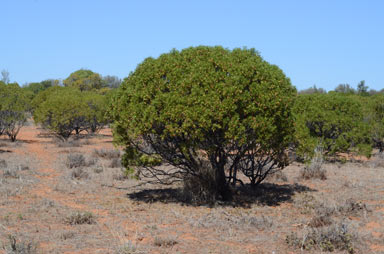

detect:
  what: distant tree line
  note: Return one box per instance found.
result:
[296,81,384,158]
[299,80,384,95]
[0,69,121,142]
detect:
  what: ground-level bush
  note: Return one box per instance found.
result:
[110,46,296,201]
[286,223,359,253]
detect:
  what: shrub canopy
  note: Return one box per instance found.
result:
[110,46,297,200]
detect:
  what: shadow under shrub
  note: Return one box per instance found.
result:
[127,182,314,207]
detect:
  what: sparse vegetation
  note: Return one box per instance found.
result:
[93,148,120,159]
[0,159,7,168]
[2,235,37,254]
[153,236,178,247]
[286,223,359,253]
[109,158,121,168]
[115,242,144,254]
[70,167,89,180]
[66,153,86,168]
[300,145,327,180]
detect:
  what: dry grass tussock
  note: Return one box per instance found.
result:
[65,211,95,225]
[300,146,327,180]
[92,148,120,159]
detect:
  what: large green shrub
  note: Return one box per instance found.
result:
[293,93,372,160]
[33,87,109,139]
[0,82,30,141]
[33,87,91,139]
[110,46,296,201]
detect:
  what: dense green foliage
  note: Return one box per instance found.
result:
[110,46,296,200]
[64,69,104,91]
[293,93,372,160]
[0,81,30,141]
[33,87,108,139]
[23,79,57,95]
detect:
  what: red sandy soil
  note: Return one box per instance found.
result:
[0,124,383,253]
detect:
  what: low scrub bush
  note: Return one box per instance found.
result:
[66,154,86,168]
[93,148,120,159]
[65,211,95,225]
[3,169,19,179]
[300,146,326,180]
[286,223,358,253]
[70,168,89,180]
[115,242,144,254]
[109,158,121,168]
[266,170,288,182]
[66,154,96,169]
[339,199,369,216]
[56,138,82,148]
[153,236,178,247]
[0,159,7,168]
[308,214,333,228]
[2,234,37,254]
[193,210,273,231]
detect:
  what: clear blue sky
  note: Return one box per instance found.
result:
[1,0,383,91]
